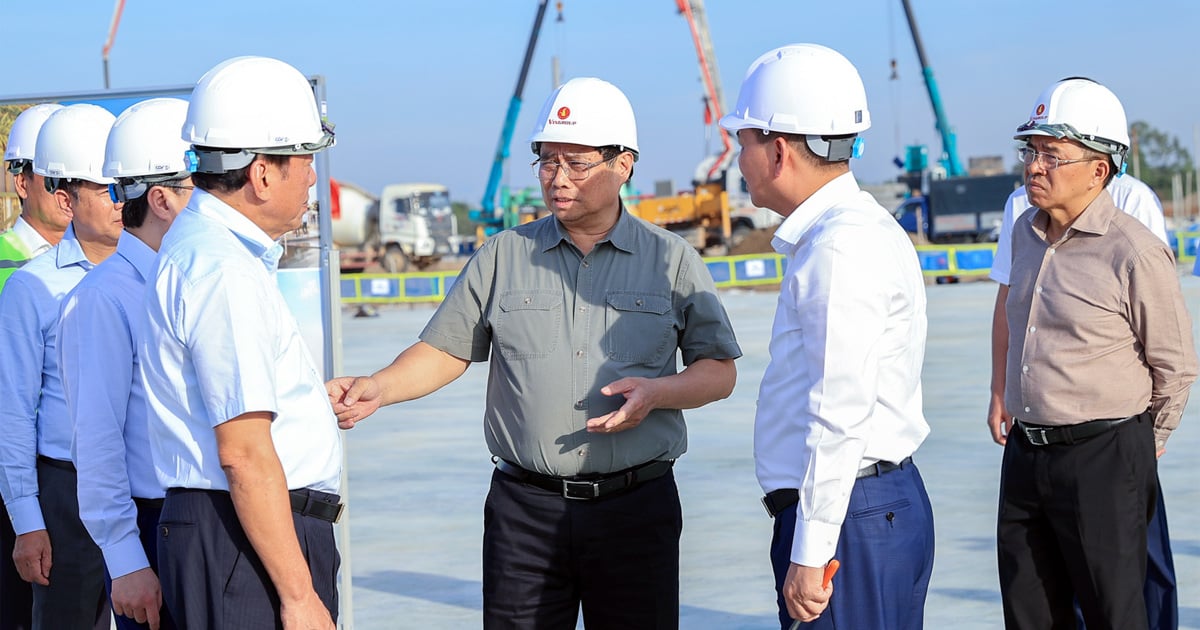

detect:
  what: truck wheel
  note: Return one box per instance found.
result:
[729,223,753,249]
[382,246,409,273]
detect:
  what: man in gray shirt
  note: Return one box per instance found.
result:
[328,77,740,629]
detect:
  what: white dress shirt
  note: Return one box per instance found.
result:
[58,231,161,579]
[140,189,341,494]
[755,172,931,567]
[0,226,94,534]
[991,174,1168,285]
[10,216,54,259]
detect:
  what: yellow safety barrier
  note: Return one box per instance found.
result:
[341,235,1198,304]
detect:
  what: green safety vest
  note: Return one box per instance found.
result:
[0,228,35,294]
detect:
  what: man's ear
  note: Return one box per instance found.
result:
[12,172,30,201]
[146,186,173,222]
[247,156,273,201]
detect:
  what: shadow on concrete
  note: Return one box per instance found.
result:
[354,570,778,627]
[931,587,1001,604]
[1182,605,1200,629]
[355,570,480,609]
[1171,538,1200,557]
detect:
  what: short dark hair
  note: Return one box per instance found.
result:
[121,192,150,229]
[191,152,290,194]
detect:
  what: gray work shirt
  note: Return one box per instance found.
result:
[421,208,741,476]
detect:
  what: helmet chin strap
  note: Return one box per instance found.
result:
[805,135,863,162]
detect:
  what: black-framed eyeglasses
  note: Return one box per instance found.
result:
[1016,146,1098,171]
[531,156,614,182]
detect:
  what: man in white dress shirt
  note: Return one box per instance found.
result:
[58,97,194,630]
[139,57,341,629]
[721,43,935,629]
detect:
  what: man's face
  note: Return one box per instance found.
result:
[735,129,775,211]
[67,180,123,247]
[264,155,316,240]
[536,142,624,228]
[1023,136,1103,213]
[15,170,72,234]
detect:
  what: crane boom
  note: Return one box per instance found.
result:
[900,0,965,177]
[676,0,733,182]
[481,0,550,216]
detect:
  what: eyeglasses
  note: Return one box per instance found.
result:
[1016,146,1098,171]
[531,156,613,182]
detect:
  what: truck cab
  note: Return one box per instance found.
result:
[379,183,457,272]
[893,173,1018,243]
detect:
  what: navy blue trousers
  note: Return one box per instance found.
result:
[482,468,682,630]
[33,458,110,630]
[0,501,31,630]
[104,500,175,630]
[770,461,935,630]
[156,489,339,630]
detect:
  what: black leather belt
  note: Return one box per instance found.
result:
[288,488,344,523]
[166,487,344,523]
[761,456,914,518]
[1016,411,1145,447]
[133,497,165,510]
[36,455,75,472]
[495,458,673,501]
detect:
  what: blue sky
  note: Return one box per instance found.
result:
[4,0,1198,208]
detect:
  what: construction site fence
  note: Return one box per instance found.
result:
[339,236,1200,304]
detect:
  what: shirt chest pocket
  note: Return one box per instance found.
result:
[605,292,674,365]
[496,291,562,360]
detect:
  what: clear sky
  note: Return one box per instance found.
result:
[4,0,1198,208]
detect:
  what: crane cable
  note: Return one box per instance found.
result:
[887,0,903,165]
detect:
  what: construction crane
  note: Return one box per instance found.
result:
[675,0,733,185]
[899,0,966,178]
[471,0,557,240]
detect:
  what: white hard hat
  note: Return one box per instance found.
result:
[528,77,639,160]
[4,103,64,173]
[183,56,335,173]
[33,104,117,185]
[721,43,871,137]
[105,98,193,202]
[1014,78,1129,172]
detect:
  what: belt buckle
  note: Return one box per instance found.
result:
[562,479,600,500]
[1023,425,1050,446]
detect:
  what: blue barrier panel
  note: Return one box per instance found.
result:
[403,275,441,298]
[917,249,951,272]
[340,278,359,300]
[361,277,399,298]
[955,248,994,271]
[706,260,732,284]
[735,256,781,282]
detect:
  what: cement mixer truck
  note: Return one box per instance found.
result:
[330,180,458,273]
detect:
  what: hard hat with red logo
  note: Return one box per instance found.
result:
[1014,77,1129,173]
[528,77,639,161]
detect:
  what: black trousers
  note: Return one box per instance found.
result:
[997,415,1155,630]
[32,458,110,630]
[482,468,682,630]
[156,489,339,630]
[0,501,32,630]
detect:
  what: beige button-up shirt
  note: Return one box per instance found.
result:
[1005,189,1197,448]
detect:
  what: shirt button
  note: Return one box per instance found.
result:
[583,261,590,268]
[523,297,531,304]
[1024,406,1031,413]
[635,299,644,306]
[1036,286,1043,294]
[574,400,585,410]
[1022,365,1029,373]
[1029,326,1036,333]
[575,350,583,358]
[1048,249,1055,255]
[579,306,587,312]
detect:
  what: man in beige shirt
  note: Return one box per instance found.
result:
[998,77,1198,630]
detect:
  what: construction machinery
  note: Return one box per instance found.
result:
[470,0,556,243]
[329,180,458,273]
[892,0,1016,243]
